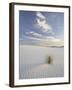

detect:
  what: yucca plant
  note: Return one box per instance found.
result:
[47,56,53,64]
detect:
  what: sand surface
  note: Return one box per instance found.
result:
[19,45,64,79]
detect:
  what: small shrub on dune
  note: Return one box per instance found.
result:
[46,56,53,64]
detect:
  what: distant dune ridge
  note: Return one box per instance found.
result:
[20,40,64,47]
[19,45,64,79]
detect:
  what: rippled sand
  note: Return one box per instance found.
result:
[19,45,64,79]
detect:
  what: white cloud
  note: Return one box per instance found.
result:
[25,31,42,38]
[25,32,63,46]
[24,35,43,41]
[45,37,61,42]
[22,32,64,46]
[42,37,64,46]
[25,31,63,45]
[36,12,53,34]
[36,12,46,19]
[29,37,41,41]
[36,18,52,32]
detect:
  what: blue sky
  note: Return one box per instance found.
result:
[19,11,64,46]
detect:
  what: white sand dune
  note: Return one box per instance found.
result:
[19,64,64,79]
[19,45,64,79]
[29,64,64,77]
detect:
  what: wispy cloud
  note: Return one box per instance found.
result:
[25,31,42,38]
[36,12,54,34]
[22,35,43,41]
[44,37,61,42]
[20,12,64,46]
[38,37,64,46]
[21,31,64,46]
[36,12,46,19]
